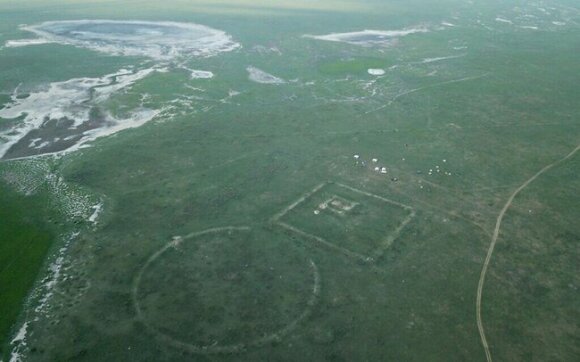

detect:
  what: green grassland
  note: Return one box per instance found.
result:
[0,0,579,361]
[0,185,55,357]
[318,57,395,76]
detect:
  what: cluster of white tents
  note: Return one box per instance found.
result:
[354,154,453,184]
[354,154,388,174]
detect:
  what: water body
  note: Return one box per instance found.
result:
[0,68,162,160]
[0,20,240,160]
[246,66,286,84]
[8,20,240,60]
[304,27,429,47]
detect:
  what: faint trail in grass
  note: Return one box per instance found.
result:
[476,143,580,362]
[122,150,260,196]
[364,73,491,115]
[392,186,492,238]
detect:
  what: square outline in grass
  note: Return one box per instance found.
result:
[271,182,415,263]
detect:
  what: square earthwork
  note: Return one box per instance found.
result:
[273,182,415,262]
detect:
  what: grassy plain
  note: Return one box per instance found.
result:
[0,185,55,357]
[0,0,579,361]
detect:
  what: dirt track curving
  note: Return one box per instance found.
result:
[476,144,580,362]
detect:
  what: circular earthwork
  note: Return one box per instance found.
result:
[133,226,319,354]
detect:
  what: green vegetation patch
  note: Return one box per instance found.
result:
[0,184,55,355]
[0,94,11,109]
[318,57,394,75]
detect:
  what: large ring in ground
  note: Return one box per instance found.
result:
[132,226,320,354]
